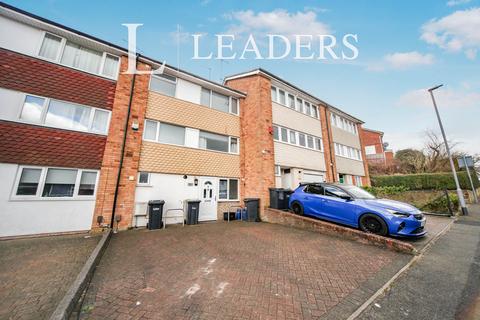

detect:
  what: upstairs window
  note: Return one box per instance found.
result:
[271,86,277,101]
[19,94,110,135]
[211,91,230,113]
[150,74,177,97]
[38,33,119,79]
[159,123,185,145]
[199,131,229,152]
[201,88,238,115]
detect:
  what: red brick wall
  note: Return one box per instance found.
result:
[320,106,337,182]
[361,129,384,154]
[0,120,106,169]
[92,57,151,231]
[357,125,371,186]
[0,48,116,110]
[225,75,275,213]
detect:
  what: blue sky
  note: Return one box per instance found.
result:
[8,0,480,155]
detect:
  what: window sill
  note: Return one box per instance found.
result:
[143,140,240,156]
[273,140,323,153]
[218,199,240,202]
[334,155,364,162]
[9,196,96,202]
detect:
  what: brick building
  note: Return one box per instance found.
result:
[361,128,395,166]
[0,4,371,237]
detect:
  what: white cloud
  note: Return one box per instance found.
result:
[367,51,435,71]
[421,8,480,59]
[303,6,329,13]
[446,0,471,7]
[200,0,211,6]
[225,9,331,38]
[397,87,480,108]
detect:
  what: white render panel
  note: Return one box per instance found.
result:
[335,156,366,176]
[272,102,322,136]
[0,163,96,237]
[176,79,201,105]
[0,16,43,57]
[331,126,361,148]
[274,141,326,171]
[185,128,200,148]
[0,87,24,122]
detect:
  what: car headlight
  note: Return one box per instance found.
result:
[386,209,410,217]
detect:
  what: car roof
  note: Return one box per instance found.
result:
[298,182,343,187]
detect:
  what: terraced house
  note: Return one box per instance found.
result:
[0,3,370,237]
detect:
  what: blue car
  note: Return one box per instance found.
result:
[289,183,427,237]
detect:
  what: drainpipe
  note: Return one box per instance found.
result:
[325,106,336,182]
[110,54,139,229]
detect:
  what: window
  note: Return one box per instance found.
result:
[13,167,98,199]
[16,168,41,196]
[231,98,238,115]
[78,171,97,195]
[338,174,345,184]
[20,95,45,123]
[331,113,358,134]
[211,91,229,113]
[271,86,277,102]
[304,101,311,115]
[199,131,229,152]
[273,126,279,140]
[299,133,306,147]
[219,178,239,200]
[307,136,314,149]
[229,137,238,153]
[45,100,91,132]
[312,106,319,118]
[324,185,349,198]
[289,130,297,144]
[102,54,120,78]
[355,176,363,187]
[315,138,322,151]
[144,120,158,141]
[150,74,177,97]
[138,172,150,185]
[61,42,103,74]
[365,145,376,155]
[287,94,295,109]
[305,185,324,195]
[42,168,77,197]
[19,94,110,135]
[280,128,288,142]
[296,98,303,112]
[159,122,185,145]
[278,90,286,105]
[38,33,62,60]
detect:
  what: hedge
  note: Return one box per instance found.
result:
[371,172,480,191]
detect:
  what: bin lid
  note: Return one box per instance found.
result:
[269,188,284,191]
[185,199,201,203]
[244,198,260,202]
[148,200,165,205]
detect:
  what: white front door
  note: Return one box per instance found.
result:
[198,178,217,221]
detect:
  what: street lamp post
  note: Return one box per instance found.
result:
[428,84,468,215]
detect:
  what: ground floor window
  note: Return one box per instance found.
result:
[355,175,363,187]
[13,166,98,199]
[338,173,345,184]
[137,172,151,185]
[219,178,239,200]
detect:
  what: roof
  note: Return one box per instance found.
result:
[224,68,364,123]
[362,128,384,136]
[0,1,246,97]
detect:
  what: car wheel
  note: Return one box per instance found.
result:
[359,214,388,236]
[291,202,304,216]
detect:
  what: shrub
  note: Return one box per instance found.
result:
[371,172,479,191]
[363,185,409,196]
[421,193,459,213]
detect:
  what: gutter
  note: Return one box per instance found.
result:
[110,54,138,229]
[324,108,336,182]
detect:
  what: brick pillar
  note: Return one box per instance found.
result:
[357,124,371,186]
[225,75,275,213]
[321,107,338,182]
[92,56,151,231]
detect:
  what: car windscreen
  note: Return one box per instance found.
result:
[340,185,376,199]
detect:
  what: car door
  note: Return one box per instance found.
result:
[320,186,357,225]
[300,185,327,217]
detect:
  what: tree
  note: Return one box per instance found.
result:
[395,149,426,173]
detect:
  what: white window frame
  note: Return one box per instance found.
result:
[17,92,111,135]
[149,73,178,97]
[273,125,323,152]
[37,32,120,80]
[229,136,240,154]
[218,178,239,201]
[271,85,319,119]
[137,172,151,186]
[11,165,99,201]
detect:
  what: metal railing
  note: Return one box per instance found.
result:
[163,208,185,229]
[227,205,244,222]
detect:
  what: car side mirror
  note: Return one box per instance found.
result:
[341,195,353,201]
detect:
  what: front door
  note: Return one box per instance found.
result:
[198,178,217,221]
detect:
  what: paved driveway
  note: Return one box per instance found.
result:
[78,222,410,320]
[0,233,100,320]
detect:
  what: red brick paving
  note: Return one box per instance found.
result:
[79,222,402,320]
[0,233,100,320]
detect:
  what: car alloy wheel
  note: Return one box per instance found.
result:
[292,203,303,215]
[359,214,388,236]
